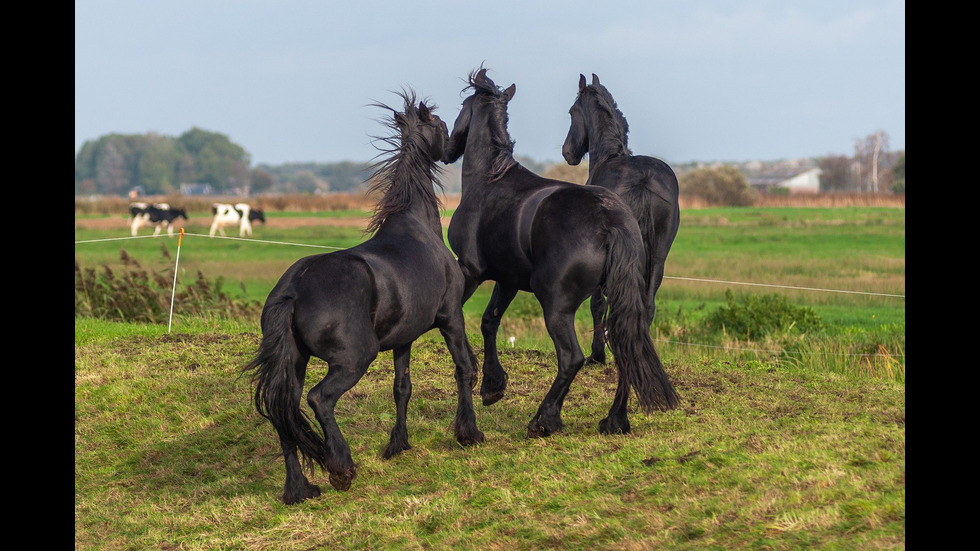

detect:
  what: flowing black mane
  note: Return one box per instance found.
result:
[366,90,444,234]
[580,81,632,158]
[465,69,517,180]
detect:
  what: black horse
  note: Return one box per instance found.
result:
[563,73,681,365]
[244,91,484,504]
[444,68,679,438]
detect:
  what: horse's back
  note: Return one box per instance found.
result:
[356,217,464,346]
[590,155,679,206]
[456,164,635,293]
[589,155,680,278]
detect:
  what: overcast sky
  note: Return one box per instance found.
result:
[75,1,905,167]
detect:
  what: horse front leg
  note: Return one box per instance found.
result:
[480,283,518,406]
[382,344,413,459]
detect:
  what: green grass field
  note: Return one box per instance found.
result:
[75,206,905,549]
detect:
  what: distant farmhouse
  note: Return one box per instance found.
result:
[744,163,822,194]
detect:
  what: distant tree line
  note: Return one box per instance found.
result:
[255,161,374,195]
[75,128,252,196]
[76,128,904,199]
[75,128,423,197]
[816,131,904,194]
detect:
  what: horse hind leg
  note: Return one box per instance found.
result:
[276,404,324,504]
[382,344,414,459]
[438,310,485,447]
[586,290,608,365]
[306,343,378,492]
[599,379,631,435]
[479,283,518,406]
[255,336,322,504]
[527,300,586,438]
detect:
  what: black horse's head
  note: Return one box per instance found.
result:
[366,90,448,233]
[444,67,516,166]
[562,73,630,166]
[371,90,449,167]
[562,74,592,165]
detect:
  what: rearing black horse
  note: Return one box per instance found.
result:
[444,68,680,438]
[244,91,484,504]
[563,73,681,365]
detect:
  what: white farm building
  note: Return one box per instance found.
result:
[747,167,822,194]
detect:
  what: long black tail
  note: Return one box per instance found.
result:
[602,224,680,412]
[619,189,656,294]
[242,295,326,471]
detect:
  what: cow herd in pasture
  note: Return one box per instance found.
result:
[235,67,683,505]
[127,202,265,238]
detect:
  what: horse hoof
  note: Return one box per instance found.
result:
[482,390,504,406]
[585,354,605,366]
[328,469,356,492]
[526,424,552,438]
[527,418,561,438]
[283,482,322,505]
[458,429,486,447]
[382,441,412,460]
[599,416,631,435]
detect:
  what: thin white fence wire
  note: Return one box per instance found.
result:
[75,230,905,359]
[75,232,347,250]
[665,276,904,299]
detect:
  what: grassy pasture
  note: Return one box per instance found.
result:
[74,205,905,352]
[75,205,905,549]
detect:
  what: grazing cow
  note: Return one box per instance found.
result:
[130,203,187,236]
[128,202,170,225]
[209,203,266,237]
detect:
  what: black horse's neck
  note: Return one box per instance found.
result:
[452,72,518,195]
[369,154,442,235]
[461,103,516,191]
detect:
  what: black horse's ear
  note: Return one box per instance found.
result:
[592,73,600,86]
[579,74,587,91]
[503,83,516,101]
[419,102,431,121]
[393,110,406,127]
[476,67,488,83]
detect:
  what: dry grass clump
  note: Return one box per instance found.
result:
[74,245,262,323]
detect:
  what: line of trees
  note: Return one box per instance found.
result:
[818,131,904,193]
[76,128,903,198]
[75,128,252,196]
[74,127,383,197]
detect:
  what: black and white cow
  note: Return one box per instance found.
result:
[209,203,266,237]
[129,203,187,236]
